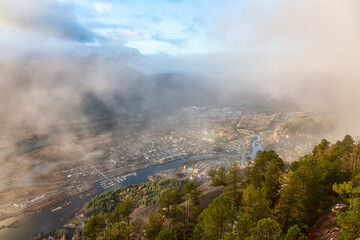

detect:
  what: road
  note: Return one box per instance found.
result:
[234,118,248,166]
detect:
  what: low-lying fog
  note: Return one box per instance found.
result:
[1,0,360,143]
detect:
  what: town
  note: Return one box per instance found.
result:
[0,106,326,222]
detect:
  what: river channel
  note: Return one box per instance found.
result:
[0,136,263,240]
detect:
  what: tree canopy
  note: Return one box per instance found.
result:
[81,135,360,240]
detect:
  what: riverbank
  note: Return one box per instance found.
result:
[0,152,235,239]
[0,135,263,239]
[0,153,193,223]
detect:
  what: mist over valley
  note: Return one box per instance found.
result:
[1,1,360,239]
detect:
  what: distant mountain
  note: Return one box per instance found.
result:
[0,53,219,135]
[107,46,143,62]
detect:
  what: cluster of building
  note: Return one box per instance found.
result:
[187,106,243,119]
[61,107,248,186]
[4,107,249,215]
[63,164,106,179]
[80,150,104,161]
[3,107,316,222]
[149,156,239,182]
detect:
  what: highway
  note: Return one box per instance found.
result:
[234,118,248,166]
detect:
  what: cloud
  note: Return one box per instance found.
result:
[152,34,185,45]
[184,0,360,110]
[124,29,140,39]
[2,0,360,114]
[126,0,360,114]
[93,2,112,14]
[0,0,99,43]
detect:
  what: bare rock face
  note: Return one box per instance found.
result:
[130,204,160,238]
[199,181,225,209]
[306,205,344,240]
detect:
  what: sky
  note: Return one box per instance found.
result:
[1,0,360,129]
[1,0,359,57]
[1,0,358,57]
[0,0,307,57]
[0,0,243,56]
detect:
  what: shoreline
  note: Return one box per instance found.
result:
[0,153,199,225]
[0,136,262,232]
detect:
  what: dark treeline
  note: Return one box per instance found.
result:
[82,135,360,240]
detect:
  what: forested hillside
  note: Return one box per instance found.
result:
[83,179,185,217]
[82,135,360,240]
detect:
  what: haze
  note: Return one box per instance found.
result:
[2,1,360,239]
[0,0,360,142]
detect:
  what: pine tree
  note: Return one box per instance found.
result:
[147,212,164,240]
[337,197,360,240]
[226,164,243,207]
[235,213,256,240]
[242,184,270,221]
[83,213,106,240]
[249,218,282,240]
[192,194,236,239]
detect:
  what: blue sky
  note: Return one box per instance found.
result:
[0,0,306,58]
[0,0,359,60]
[0,0,245,56]
[87,0,213,54]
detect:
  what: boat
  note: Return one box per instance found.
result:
[51,206,62,212]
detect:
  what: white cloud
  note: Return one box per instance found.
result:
[0,0,99,43]
[94,2,112,14]
[124,29,139,39]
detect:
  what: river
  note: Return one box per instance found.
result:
[0,136,263,240]
[249,135,263,159]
